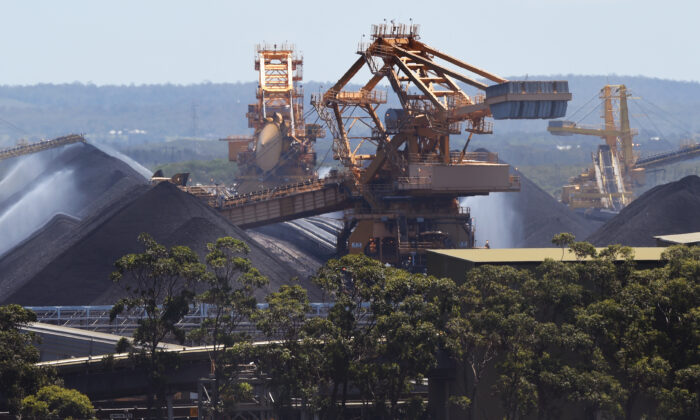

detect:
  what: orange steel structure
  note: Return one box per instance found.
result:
[221,44,323,193]
[308,23,570,268]
[185,24,570,270]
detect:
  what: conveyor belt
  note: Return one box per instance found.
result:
[635,143,700,169]
[0,134,85,162]
[183,178,354,229]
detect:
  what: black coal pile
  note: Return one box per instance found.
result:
[249,215,341,274]
[587,175,700,246]
[464,149,601,248]
[0,182,316,305]
[0,142,148,256]
[510,169,602,247]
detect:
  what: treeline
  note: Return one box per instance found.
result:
[0,75,698,145]
[104,233,700,419]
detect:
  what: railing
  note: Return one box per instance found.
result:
[255,42,296,53]
[398,241,440,250]
[24,303,364,334]
[509,175,521,190]
[397,176,431,186]
[404,151,498,164]
[213,177,347,209]
[331,89,388,105]
[447,93,485,109]
[465,119,493,134]
[364,43,395,58]
[452,151,498,163]
[404,100,438,114]
[370,23,421,40]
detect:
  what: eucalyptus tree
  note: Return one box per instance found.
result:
[110,233,206,419]
[188,236,268,417]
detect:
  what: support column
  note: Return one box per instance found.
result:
[166,394,174,420]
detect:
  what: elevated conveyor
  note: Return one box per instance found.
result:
[635,143,700,169]
[0,134,85,162]
[183,178,353,229]
[184,155,520,231]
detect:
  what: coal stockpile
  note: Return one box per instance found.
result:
[0,181,317,306]
[586,175,700,246]
[250,216,341,274]
[464,150,601,248]
[0,142,148,256]
[510,170,602,247]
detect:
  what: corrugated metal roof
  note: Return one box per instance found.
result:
[428,247,666,263]
[653,232,700,244]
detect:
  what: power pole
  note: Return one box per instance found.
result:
[191,101,199,138]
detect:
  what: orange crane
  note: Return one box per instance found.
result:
[220,44,324,193]
[308,23,571,267]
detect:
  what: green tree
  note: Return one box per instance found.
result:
[254,284,321,419]
[311,255,386,418]
[312,255,455,419]
[110,233,205,419]
[445,265,529,420]
[368,270,450,419]
[0,305,53,415]
[551,232,575,260]
[21,385,94,420]
[188,237,268,417]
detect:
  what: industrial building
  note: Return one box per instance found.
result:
[654,232,700,246]
[427,247,667,282]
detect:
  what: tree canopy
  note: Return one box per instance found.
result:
[103,233,699,420]
[0,305,53,415]
[21,385,94,420]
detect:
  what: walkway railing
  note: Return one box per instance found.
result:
[25,303,339,335]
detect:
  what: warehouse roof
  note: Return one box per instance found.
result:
[653,232,700,245]
[428,247,667,263]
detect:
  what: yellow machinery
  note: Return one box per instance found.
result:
[549,85,642,213]
[221,44,324,193]
[309,23,571,268]
[549,84,700,217]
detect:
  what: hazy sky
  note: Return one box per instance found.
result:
[0,0,698,85]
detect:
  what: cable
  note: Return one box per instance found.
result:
[628,113,655,143]
[0,116,27,135]
[316,131,334,169]
[566,90,600,121]
[630,100,665,139]
[574,101,603,125]
[639,97,692,138]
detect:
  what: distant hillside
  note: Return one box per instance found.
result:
[1,75,698,147]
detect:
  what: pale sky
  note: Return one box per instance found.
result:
[0,0,698,85]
